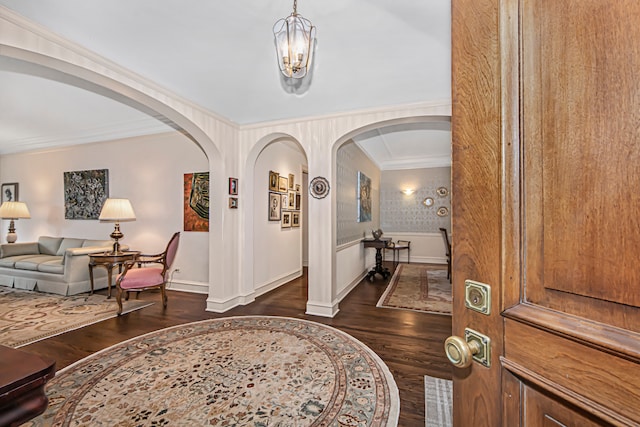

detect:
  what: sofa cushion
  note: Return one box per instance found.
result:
[1,242,39,258]
[82,239,112,248]
[15,255,63,271]
[38,259,64,274]
[56,238,86,255]
[0,255,39,268]
[38,237,63,255]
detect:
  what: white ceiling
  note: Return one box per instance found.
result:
[0,1,451,168]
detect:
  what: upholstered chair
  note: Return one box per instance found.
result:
[114,232,180,315]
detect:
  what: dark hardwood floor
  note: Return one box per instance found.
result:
[22,263,452,426]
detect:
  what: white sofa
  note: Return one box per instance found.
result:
[0,236,124,296]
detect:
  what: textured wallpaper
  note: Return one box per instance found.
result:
[380,167,451,233]
[336,141,380,245]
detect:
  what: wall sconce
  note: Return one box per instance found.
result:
[402,188,415,195]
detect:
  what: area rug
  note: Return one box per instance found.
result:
[376,264,452,315]
[425,375,452,427]
[0,286,153,348]
[25,316,400,426]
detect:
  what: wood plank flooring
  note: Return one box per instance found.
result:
[21,264,452,426]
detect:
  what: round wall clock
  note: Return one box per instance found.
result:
[309,176,330,199]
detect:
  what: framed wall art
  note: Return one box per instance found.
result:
[278,176,288,192]
[229,177,238,195]
[282,211,292,228]
[357,171,372,222]
[1,182,18,203]
[288,190,296,209]
[184,172,209,232]
[269,171,279,192]
[229,197,238,209]
[64,169,109,219]
[292,212,300,227]
[269,192,281,221]
[288,174,295,190]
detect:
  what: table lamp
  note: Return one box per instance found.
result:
[0,201,31,243]
[99,198,136,254]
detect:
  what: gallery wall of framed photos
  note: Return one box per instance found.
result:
[268,170,302,228]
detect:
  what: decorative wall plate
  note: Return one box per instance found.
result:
[437,206,449,217]
[309,176,330,199]
[423,197,434,207]
[436,186,449,197]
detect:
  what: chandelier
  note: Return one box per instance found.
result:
[273,0,316,79]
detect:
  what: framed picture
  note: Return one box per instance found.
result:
[295,193,301,211]
[184,172,209,232]
[64,169,109,220]
[288,190,296,209]
[1,182,18,203]
[229,177,238,195]
[288,174,295,189]
[357,171,372,222]
[229,197,238,209]
[292,212,300,227]
[269,171,279,192]
[281,193,288,208]
[282,211,292,228]
[269,192,281,221]
[278,176,288,192]
[296,184,301,192]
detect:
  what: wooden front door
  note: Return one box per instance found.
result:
[450,0,640,425]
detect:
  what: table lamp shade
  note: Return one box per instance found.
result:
[0,201,31,219]
[99,198,136,222]
[0,201,31,243]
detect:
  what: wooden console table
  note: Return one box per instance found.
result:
[0,345,55,426]
[88,251,140,298]
[362,237,391,281]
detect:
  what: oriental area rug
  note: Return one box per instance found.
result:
[0,286,152,348]
[26,316,400,427]
[376,264,452,315]
[424,375,453,427]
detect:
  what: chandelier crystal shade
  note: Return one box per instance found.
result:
[273,0,316,79]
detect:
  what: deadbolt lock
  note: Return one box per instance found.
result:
[465,280,491,315]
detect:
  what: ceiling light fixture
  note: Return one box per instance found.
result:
[273,0,316,79]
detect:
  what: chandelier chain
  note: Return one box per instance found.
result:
[293,0,297,14]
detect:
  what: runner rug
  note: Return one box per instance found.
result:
[0,286,152,348]
[26,316,400,426]
[376,264,452,315]
[425,375,453,427]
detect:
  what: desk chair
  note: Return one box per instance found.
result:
[386,240,411,267]
[439,227,452,282]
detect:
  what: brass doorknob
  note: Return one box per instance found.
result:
[445,335,481,368]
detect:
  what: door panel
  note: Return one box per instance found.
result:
[452,0,640,425]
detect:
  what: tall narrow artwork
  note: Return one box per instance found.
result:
[184,172,209,232]
[357,171,372,223]
[64,169,109,219]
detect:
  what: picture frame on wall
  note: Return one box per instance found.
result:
[269,171,279,192]
[295,193,301,211]
[296,184,301,192]
[282,211,292,228]
[292,212,300,227]
[1,182,18,203]
[269,192,281,221]
[229,197,238,209]
[229,177,238,195]
[288,174,294,190]
[288,190,296,209]
[278,176,288,192]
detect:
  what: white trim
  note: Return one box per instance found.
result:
[336,270,369,302]
[306,300,339,318]
[167,279,209,294]
[336,239,363,251]
[379,155,451,170]
[254,269,302,298]
[206,293,255,313]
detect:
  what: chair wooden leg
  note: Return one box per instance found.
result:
[116,287,124,315]
[160,284,168,308]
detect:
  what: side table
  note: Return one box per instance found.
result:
[0,345,55,427]
[88,251,140,298]
[362,237,392,281]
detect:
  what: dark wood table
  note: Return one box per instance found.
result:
[0,345,55,426]
[362,237,392,281]
[88,251,140,298]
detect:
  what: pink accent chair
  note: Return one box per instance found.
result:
[114,232,180,315]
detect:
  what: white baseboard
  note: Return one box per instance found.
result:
[167,279,209,294]
[254,269,302,298]
[306,300,339,318]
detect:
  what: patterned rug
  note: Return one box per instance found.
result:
[376,264,452,315]
[0,286,153,348]
[26,316,400,426]
[424,375,452,427]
